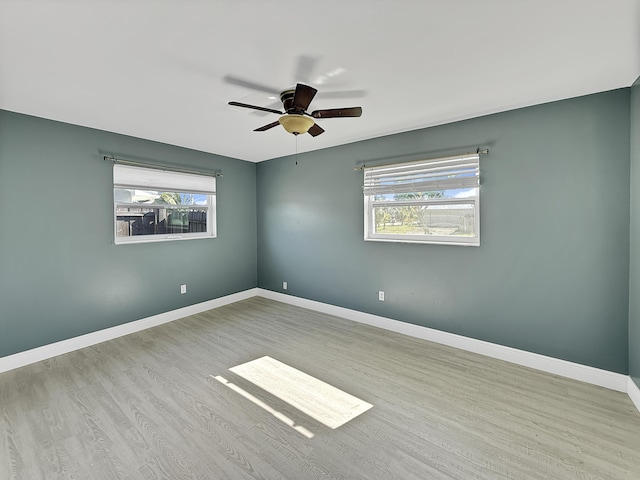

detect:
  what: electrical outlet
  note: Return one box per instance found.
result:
[378,290,385,301]
[283,281,288,290]
[180,284,187,294]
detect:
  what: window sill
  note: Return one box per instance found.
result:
[365,236,479,247]
[115,234,216,245]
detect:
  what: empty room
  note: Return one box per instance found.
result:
[1,1,640,479]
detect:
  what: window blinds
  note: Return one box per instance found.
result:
[363,153,479,196]
[113,164,216,194]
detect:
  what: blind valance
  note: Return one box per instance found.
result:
[113,164,216,194]
[363,153,479,196]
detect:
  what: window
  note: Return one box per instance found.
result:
[113,164,216,244]
[363,153,479,246]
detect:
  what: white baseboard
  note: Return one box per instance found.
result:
[629,377,640,412]
[0,288,259,375]
[0,287,634,409]
[256,289,629,393]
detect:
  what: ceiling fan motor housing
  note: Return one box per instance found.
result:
[280,89,298,113]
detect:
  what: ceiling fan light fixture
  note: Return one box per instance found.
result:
[279,114,314,135]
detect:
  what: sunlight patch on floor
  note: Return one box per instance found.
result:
[229,356,373,429]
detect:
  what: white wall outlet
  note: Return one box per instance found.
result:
[378,290,385,301]
[180,284,187,294]
[283,281,288,290]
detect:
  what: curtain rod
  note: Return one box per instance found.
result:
[353,148,489,171]
[104,156,223,178]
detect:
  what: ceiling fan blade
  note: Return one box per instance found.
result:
[311,107,362,118]
[229,101,283,115]
[308,123,325,137]
[250,101,283,117]
[254,121,281,132]
[223,75,280,94]
[292,83,317,111]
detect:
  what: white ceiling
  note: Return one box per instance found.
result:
[1,1,639,162]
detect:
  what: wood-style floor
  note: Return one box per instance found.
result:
[1,297,639,479]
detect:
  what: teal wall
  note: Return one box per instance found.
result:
[0,110,257,358]
[257,89,631,374]
[630,77,640,387]
[1,88,635,376]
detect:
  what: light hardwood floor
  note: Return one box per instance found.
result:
[1,297,639,479]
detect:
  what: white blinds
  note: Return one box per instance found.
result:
[363,153,479,196]
[113,164,216,194]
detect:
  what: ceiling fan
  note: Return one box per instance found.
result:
[228,83,362,137]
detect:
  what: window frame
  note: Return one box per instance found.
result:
[113,164,217,245]
[363,154,480,246]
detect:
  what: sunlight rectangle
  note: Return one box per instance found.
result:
[229,356,372,429]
